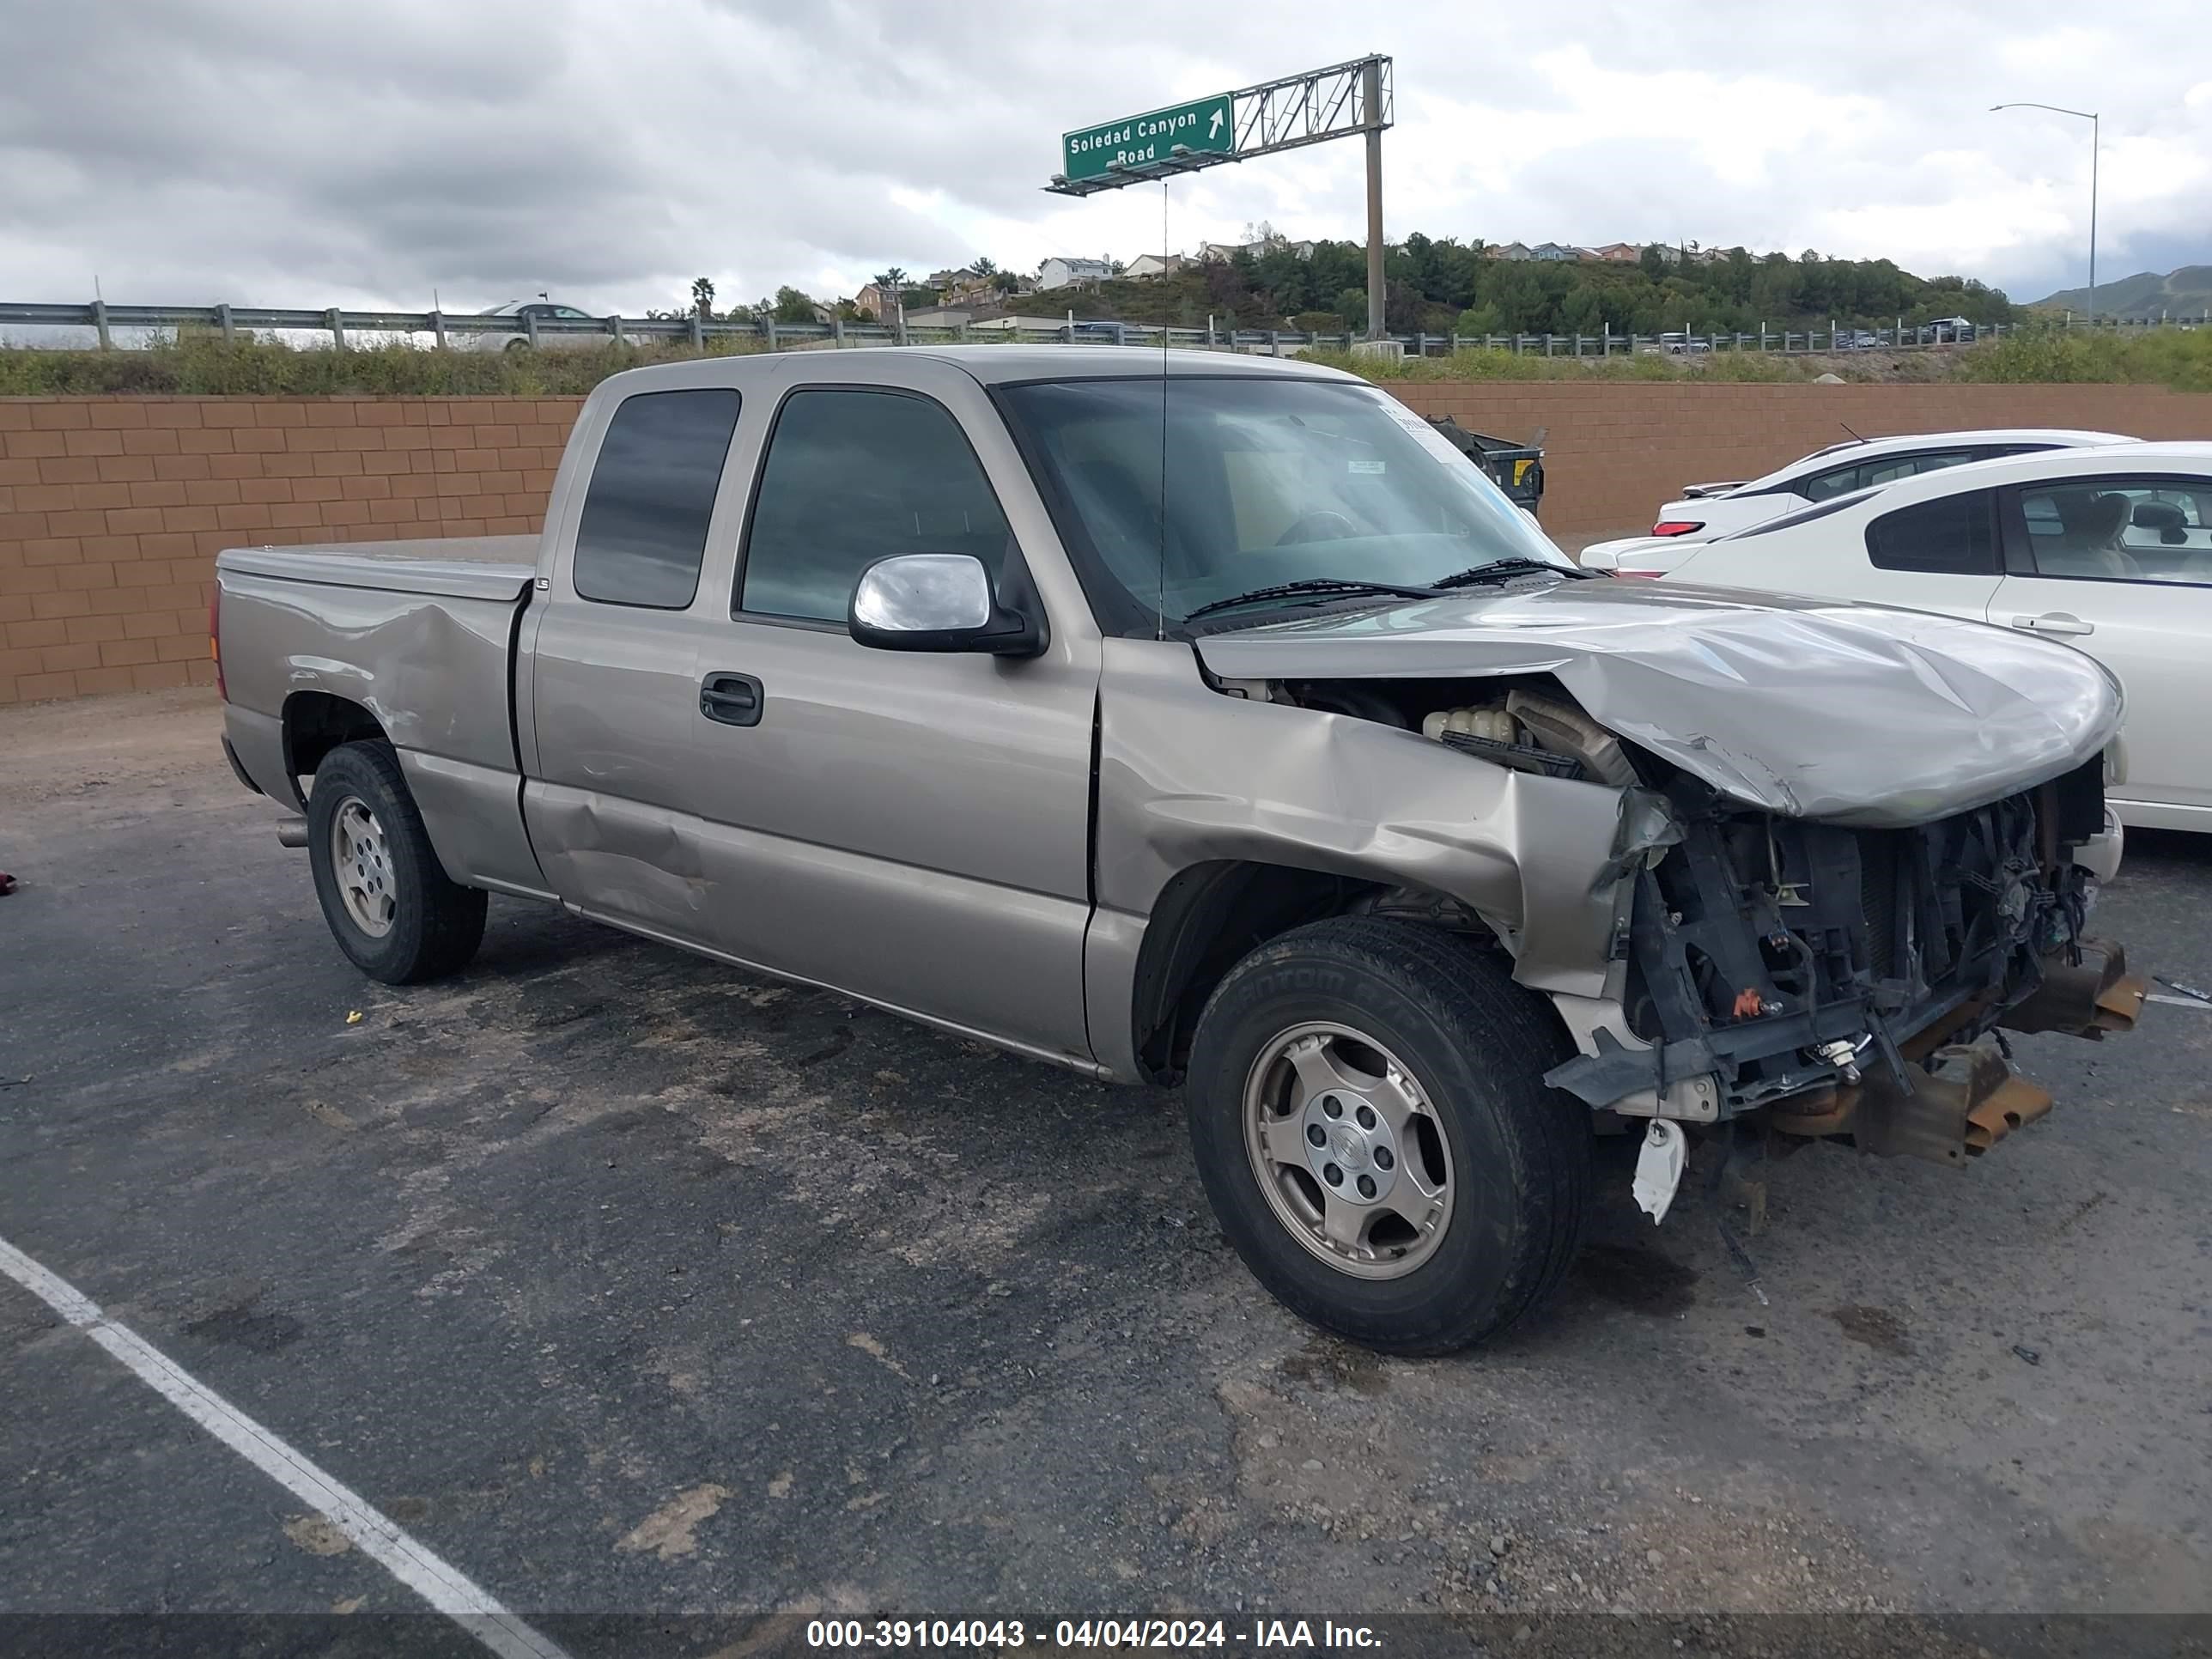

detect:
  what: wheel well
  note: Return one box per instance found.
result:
[1132,862,1516,1084]
[283,692,387,793]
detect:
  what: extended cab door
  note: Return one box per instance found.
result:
[680,362,1101,1066]
[1992,472,2212,828]
[523,381,756,945]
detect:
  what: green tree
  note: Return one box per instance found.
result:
[690,276,716,319]
[1639,245,1667,280]
[1455,303,1504,337]
[1559,288,1606,336]
[973,257,998,276]
[771,286,817,324]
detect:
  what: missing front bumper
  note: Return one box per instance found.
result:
[1998,938,2147,1039]
[1768,1037,2051,1165]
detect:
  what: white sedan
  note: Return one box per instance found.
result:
[1580,427,2135,572]
[465,299,609,352]
[1650,443,2212,832]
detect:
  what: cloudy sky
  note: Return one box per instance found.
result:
[3,0,2208,316]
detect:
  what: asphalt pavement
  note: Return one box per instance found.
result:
[2,690,2208,1658]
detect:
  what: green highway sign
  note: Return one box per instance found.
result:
[1062,94,1234,182]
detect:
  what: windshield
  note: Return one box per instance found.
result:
[999,376,1571,634]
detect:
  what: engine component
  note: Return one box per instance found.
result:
[1420,704,1514,743]
[1505,690,1640,787]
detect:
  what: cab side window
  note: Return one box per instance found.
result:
[739,389,1012,623]
[1864,488,1999,574]
[572,388,742,609]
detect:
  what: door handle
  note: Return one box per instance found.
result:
[699,672,763,726]
[2010,612,2094,637]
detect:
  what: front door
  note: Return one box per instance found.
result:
[1994,473,2212,827]
[682,376,1101,1065]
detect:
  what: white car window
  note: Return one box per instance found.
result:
[1802,449,1975,501]
[1864,489,2001,575]
[2019,478,2212,587]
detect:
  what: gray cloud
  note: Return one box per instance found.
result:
[0,0,2204,314]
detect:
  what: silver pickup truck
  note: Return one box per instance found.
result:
[216,348,2142,1353]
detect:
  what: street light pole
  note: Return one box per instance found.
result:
[1990,101,2098,325]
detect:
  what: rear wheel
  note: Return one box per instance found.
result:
[307,741,485,984]
[1186,916,1591,1354]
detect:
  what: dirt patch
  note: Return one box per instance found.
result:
[282,1516,352,1557]
[184,1296,303,1354]
[1279,1335,1391,1397]
[1831,1304,1911,1355]
[617,1482,731,1559]
[1571,1243,1698,1315]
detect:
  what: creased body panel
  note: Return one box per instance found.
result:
[1094,640,1628,1000]
[526,781,1094,1063]
[1194,580,2124,828]
[396,750,550,898]
[215,567,524,779]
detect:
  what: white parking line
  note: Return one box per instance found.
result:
[0,1234,572,1659]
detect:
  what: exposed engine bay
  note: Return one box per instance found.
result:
[1259,673,2144,1163]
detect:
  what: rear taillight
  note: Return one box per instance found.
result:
[210,586,225,700]
[1650,520,1704,537]
[1610,568,1667,579]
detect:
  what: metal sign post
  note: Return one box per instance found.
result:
[1045,55,1395,340]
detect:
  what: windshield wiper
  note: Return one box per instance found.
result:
[1431,556,1591,587]
[1182,577,1443,623]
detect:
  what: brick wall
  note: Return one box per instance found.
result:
[0,397,581,703]
[6,382,2212,704]
[1386,381,2212,535]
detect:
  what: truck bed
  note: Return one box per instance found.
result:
[217,535,538,602]
[216,534,549,901]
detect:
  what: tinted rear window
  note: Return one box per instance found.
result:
[573,388,742,609]
[1864,489,1998,574]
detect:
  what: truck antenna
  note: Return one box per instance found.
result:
[1838,422,1866,443]
[1156,179,1170,642]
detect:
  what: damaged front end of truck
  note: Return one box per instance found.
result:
[1188,580,2146,1200]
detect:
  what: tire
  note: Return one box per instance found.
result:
[306,740,486,985]
[1186,915,1591,1355]
[504,337,532,353]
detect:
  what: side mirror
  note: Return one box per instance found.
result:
[848,553,1045,658]
[2130,501,2189,544]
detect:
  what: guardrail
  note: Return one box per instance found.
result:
[0,301,2186,359]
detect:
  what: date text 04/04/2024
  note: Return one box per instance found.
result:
[805,1620,1383,1650]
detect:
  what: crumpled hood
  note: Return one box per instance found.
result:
[1194,578,2124,827]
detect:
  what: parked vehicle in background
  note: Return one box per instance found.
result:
[1653,443,2212,833]
[1834,330,1881,350]
[468,299,603,352]
[1577,428,2135,569]
[1923,316,1975,343]
[210,348,2142,1355]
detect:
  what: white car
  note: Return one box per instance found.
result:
[1579,428,2135,572]
[1653,442,2212,832]
[466,299,607,352]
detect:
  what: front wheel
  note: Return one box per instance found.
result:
[307,741,486,984]
[1186,916,1591,1355]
